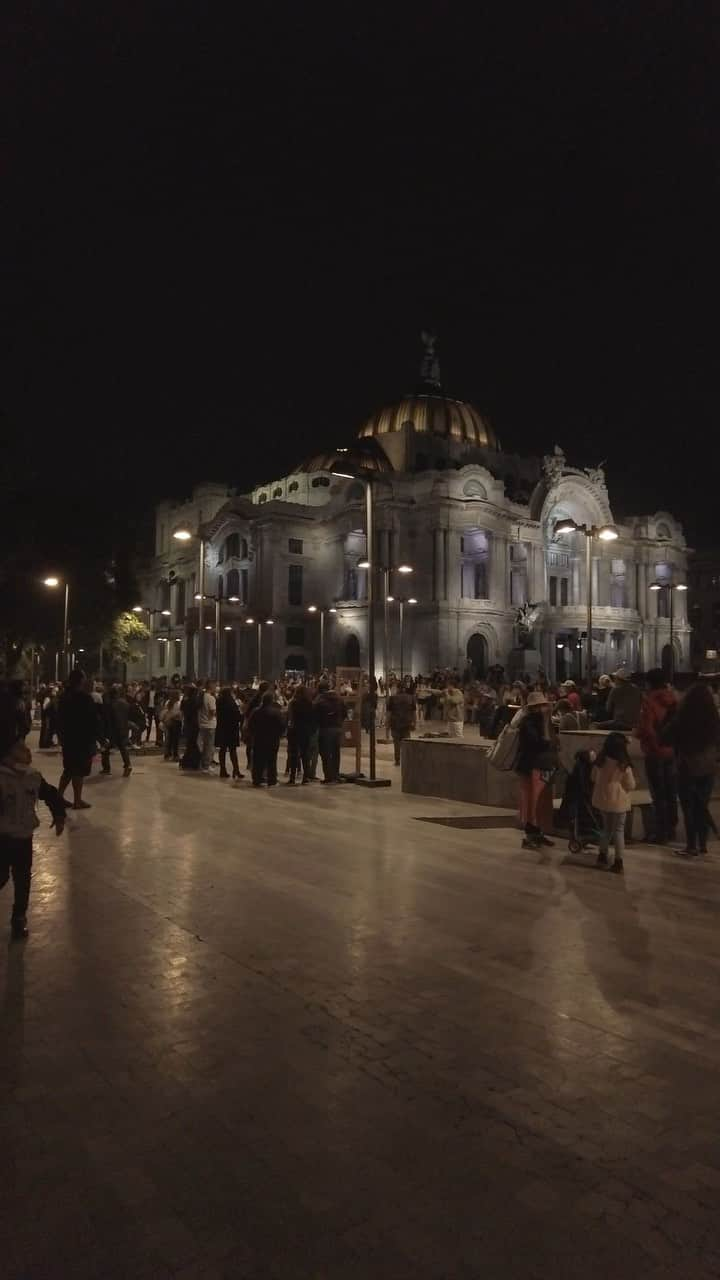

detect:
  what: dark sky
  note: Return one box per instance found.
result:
[5,3,719,552]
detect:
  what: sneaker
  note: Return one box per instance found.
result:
[610,858,624,874]
[675,847,698,858]
[11,916,28,940]
[123,766,132,778]
[522,836,541,850]
[596,851,609,868]
[232,771,244,780]
[219,769,229,779]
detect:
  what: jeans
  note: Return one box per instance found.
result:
[198,726,215,770]
[0,835,32,919]
[318,726,342,781]
[599,811,625,864]
[678,769,714,851]
[645,756,678,842]
[219,746,241,777]
[392,730,410,764]
[101,740,131,772]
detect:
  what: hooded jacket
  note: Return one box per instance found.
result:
[637,688,677,760]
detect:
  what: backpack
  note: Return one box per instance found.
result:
[487,721,521,771]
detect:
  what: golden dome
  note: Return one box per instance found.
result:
[292,438,393,474]
[357,393,499,450]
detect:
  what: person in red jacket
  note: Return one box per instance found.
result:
[637,668,678,844]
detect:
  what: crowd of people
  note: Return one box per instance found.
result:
[0,659,718,939]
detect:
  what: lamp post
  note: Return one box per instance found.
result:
[307,605,337,671]
[332,469,390,786]
[649,576,687,682]
[395,596,418,681]
[553,519,618,688]
[132,605,172,680]
[245,616,274,680]
[173,526,206,678]
[43,577,70,678]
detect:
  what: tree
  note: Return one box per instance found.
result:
[105,613,149,668]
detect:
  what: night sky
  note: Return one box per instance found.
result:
[5,4,719,558]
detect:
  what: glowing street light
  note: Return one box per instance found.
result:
[43,576,70,678]
[552,519,619,686]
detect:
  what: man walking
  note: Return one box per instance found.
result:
[387,686,416,765]
[314,680,347,782]
[197,680,218,773]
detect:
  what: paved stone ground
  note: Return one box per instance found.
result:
[2,737,720,1279]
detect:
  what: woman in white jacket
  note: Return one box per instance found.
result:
[591,732,636,874]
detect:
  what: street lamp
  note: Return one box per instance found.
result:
[245,617,273,679]
[307,605,337,670]
[131,605,173,680]
[553,518,618,687]
[331,470,389,786]
[43,576,70,678]
[174,524,207,678]
[649,577,687,682]
[388,595,418,681]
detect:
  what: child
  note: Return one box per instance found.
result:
[0,739,67,938]
[591,732,636,874]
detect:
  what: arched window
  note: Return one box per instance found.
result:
[225,532,240,559]
[656,522,671,540]
[258,493,268,504]
[226,568,240,598]
[289,481,299,493]
[272,487,283,499]
[240,537,248,559]
[311,476,330,488]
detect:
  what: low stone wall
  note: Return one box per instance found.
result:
[401,737,518,808]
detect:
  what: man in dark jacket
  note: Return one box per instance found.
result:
[637,668,678,844]
[248,692,283,786]
[313,681,347,783]
[387,688,416,765]
[101,686,132,777]
[57,669,99,809]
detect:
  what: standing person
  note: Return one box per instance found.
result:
[591,732,636,874]
[314,679,347,783]
[515,690,558,849]
[128,693,147,749]
[637,668,679,844]
[39,685,59,747]
[247,692,283,786]
[663,683,720,857]
[215,686,243,780]
[0,738,67,938]
[597,669,643,730]
[197,680,218,773]
[101,686,133,777]
[286,685,317,784]
[561,680,581,712]
[57,669,98,810]
[242,681,269,772]
[387,685,416,765]
[161,691,183,761]
[180,684,201,770]
[443,679,465,738]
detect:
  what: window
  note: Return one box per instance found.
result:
[311,476,330,488]
[288,563,303,606]
[345,567,358,600]
[560,578,569,606]
[288,538,303,555]
[258,493,268,504]
[241,568,249,604]
[176,580,186,623]
[510,570,524,606]
[174,638,183,669]
[286,626,305,646]
[273,487,282,499]
[225,532,240,559]
[157,639,167,668]
[657,586,670,619]
[159,580,171,611]
[549,576,558,606]
[289,481,299,493]
[226,568,240,598]
[475,563,488,599]
[240,538,248,559]
[217,544,224,564]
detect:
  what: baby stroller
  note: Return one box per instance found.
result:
[557,749,602,854]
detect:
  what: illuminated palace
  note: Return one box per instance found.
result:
[130,340,690,683]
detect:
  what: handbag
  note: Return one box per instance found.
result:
[487,721,521,771]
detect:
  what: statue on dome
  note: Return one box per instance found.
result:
[542,445,566,485]
[420,330,441,389]
[584,461,607,487]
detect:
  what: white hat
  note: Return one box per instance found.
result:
[561,680,576,690]
[599,674,612,688]
[526,691,549,708]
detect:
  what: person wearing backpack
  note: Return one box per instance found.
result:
[515,691,558,850]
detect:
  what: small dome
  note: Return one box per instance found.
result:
[292,437,393,475]
[358,393,499,450]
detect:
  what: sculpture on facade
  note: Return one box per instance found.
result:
[515,601,541,649]
[584,462,607,487]
[542,445,566,485]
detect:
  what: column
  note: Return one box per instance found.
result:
[492,533,507,605]
[571,556,581,607]
[599,558,611,608]
[531,543,546,601]
[433,529,443,601]
[637,562,647,619]
[447,531,462,602]
[442,529,449,601]
[591,556,600,607]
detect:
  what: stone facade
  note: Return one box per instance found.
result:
[130,383,690,684]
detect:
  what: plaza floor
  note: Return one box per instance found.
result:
[2,738,720,1278]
